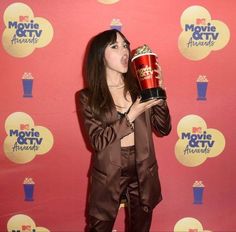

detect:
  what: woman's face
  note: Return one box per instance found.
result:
[104,32,129,76]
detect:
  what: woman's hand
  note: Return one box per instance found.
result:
[127,97,165,122]
[157,62,165,90]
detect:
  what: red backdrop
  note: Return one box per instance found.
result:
[0,0,235,231]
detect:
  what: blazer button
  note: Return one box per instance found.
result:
[142,206,149,213]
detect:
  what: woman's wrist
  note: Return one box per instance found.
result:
[124,113,134,130]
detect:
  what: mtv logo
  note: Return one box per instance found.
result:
[20,124,30,130]
[22,225,31,231]
[192,127,202,133]
[189,229,198,232]
[19,16,29,22]
[196,18,206,25]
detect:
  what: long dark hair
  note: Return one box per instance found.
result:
[84,29,140,120]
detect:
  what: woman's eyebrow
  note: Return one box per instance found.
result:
[108,41,118,45]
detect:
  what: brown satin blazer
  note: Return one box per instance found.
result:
[77,89,171,221]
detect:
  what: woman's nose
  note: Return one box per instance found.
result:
[121,47,128,55]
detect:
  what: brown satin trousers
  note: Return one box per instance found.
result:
[88,146,153,232]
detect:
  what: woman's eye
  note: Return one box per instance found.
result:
[111,44,118,49]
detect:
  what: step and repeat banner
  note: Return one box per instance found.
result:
[0,1,235,231]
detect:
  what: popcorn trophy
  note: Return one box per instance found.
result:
[131,44,166,102]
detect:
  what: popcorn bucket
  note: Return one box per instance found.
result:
[197,82,208,100]
[192,181,204,204]
[22,79,33,97]
[22,73,34,98]
[193,186,204,204]
[24,184,34,201]
[196,75,208,100]
[23,177,35,201]
[132,48,166,102]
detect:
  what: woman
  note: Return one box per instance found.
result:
[77,29,171,232]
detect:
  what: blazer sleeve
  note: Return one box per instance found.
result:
[78,90,134,152]
[150,100,171,137]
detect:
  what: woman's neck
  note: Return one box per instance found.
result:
[106,73,124,88]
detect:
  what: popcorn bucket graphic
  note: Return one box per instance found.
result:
[22,73,34,98]
[132,45,166,102]
[197,82,208,100]
[110,19,122,31]
[23,177,35,201]
[22,79,33,97]
[193,187,204,204]
[193,181,204,204]
[23,184,34,201]
[196,75,208,100]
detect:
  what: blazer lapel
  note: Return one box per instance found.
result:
[107,107,122,167]
[134,112,150,162]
